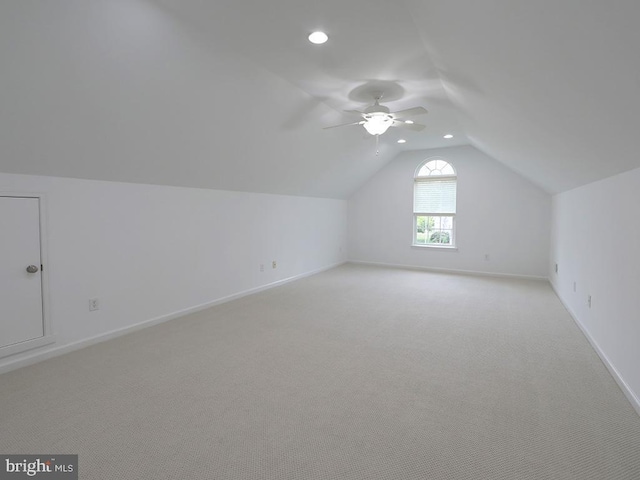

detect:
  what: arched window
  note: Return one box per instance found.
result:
[413,159,457,247]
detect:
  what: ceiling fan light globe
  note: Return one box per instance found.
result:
[363,114,393,135]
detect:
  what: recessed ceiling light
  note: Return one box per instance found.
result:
[308,31,328,44]
[405,120,414,124]
[397,139,407,144]
[443,134,454,139]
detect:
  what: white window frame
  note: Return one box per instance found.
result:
[412,159,457,249]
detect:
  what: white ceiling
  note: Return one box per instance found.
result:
[153,0,465,141]
[1,0,640,197]
[405,0,640,193]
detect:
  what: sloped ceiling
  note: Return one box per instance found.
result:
[405,0,640,193]
[1,0,639,198]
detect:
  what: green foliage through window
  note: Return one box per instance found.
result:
[414,215,453,246]
[429,231,450,243]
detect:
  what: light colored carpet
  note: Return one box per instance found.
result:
[1,264,639,479]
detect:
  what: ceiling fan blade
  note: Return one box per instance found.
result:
[344,110,366,117]
[393,120,426,131]
[323,121,364,130]
[392,106,428,117]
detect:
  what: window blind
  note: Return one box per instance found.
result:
[413,178,457,213]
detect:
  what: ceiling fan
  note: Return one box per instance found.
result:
[324,95,427,136]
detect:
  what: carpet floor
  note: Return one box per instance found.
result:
[1,264,639,479]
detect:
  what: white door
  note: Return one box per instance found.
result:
[0,196,44,349]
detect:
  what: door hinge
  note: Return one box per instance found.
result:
[41,264,44,272]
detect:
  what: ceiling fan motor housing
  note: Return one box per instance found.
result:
[364,103,390,114]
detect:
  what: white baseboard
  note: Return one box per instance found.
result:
[0,261,346,376]
[348,260,549,282]
[550,282,640,417]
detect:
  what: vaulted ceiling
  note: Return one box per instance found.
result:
[1,0,639,198]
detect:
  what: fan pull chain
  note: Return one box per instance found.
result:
[375,134,379,156]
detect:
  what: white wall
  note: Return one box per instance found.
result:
[348,145,551,277]
[550,166,640,410]
[0,172,347,372]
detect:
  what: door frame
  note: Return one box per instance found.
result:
[0,192,55,358]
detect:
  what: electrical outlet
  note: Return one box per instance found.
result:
[555,263,558,273]
[588,295,592,308]
[260,264,264,272]
[272,261,277,269]
[89,298,100,311]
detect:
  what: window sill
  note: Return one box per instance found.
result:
[411,244,458,251]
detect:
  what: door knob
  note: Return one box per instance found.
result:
[26,265,39,273]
